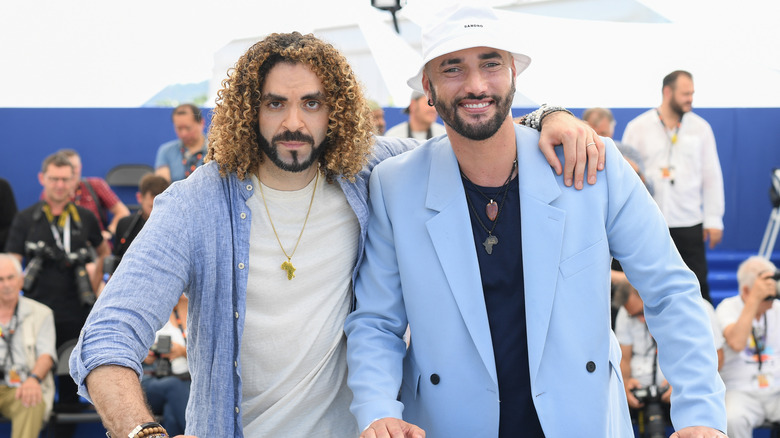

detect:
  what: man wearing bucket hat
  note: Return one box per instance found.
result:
[345,4,727,438]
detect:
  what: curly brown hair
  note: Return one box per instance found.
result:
[207,32,375,182]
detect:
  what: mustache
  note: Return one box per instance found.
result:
[272,131,314,144]
[458,93,488,103]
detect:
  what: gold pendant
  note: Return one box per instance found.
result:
[281,260,296,280]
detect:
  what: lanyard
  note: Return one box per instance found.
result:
[656,109,681,178]
[49,215,71,253]
[0,303,20,371]
[406,123,434,140]
[42,203,77,253]
[752,315,768,372]
[180,144,204,178]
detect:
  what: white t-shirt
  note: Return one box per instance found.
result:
[240,174,360,436]
[615,298,723,387]
[716,295,780,392]
[154,320,188,376]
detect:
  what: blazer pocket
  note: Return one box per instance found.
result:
[559,239,608,279]
[401,353,422,401]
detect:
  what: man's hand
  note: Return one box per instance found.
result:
[538,111,605,190]
[15,377,43,408]
[167,342,187,361]
[660,380,672,404]
[671,426,728,437]
[703,228,723,249]
[624,377,643,409]
[748,271,777,305]
[361,417,425,438]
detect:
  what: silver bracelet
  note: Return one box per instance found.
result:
[538,105,575,127]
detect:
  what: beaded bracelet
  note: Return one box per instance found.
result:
[105,422,169,438]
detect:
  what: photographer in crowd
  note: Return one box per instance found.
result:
[142,293,189,436]
[103,174,169,281]
[716,256,780,438]
[4,151,107,437]
[0,254,56,438]
[614,280,724,437]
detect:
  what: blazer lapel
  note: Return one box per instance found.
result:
[515,126,566,385]
[424,140,498,385]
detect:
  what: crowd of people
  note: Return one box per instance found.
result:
[0,3,771,438]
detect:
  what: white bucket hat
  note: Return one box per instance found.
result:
[407,4,531,94]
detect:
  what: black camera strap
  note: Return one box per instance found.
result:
[113,212,143,256]
[650,337,659,386]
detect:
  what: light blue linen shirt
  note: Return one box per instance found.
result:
[154,139,209,182]
[70,136,417,437]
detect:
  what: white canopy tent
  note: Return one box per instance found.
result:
[207,0,780,109]
[1,0,777,108]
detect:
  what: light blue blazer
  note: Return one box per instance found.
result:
[345,125,726,437]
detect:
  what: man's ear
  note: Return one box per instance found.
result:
[38,172,45,187]
[136,192,142,204]
[422,71,431,100]
[662,85,672,100]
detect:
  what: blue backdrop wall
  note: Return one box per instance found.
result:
[2,107,779,254]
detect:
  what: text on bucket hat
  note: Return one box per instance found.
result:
[406,4,531,94]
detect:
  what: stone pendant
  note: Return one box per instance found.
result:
[486,200,498,221]
[483,234,498,254]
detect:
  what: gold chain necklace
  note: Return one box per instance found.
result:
[258,170,319,280]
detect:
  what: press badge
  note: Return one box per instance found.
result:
[4,365,27,388]
[755,373,772,389]
[660,166,675,181]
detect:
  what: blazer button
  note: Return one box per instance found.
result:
[430,374,440,385]
[586,361,596,373]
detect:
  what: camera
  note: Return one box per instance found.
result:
[150,335,172,378]
[63,248,97,307]
[762,271,780,301]
[631,384,669,438]
[22,241,56,293]
[23,240,97,307]
[102,254,121,276]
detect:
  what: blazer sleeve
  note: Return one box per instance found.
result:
[601,138,727,432]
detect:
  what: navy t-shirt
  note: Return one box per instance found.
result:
[463,177,545,437]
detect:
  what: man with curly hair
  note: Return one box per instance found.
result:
[69,31,601,437]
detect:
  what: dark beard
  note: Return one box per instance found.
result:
[431,77,515,141]
[669,96,688,118]
[257,130,327,173]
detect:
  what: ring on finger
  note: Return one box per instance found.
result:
[586,142,597,148]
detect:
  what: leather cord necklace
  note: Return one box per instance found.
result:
[258,170,319,280]
[460,157,517,255]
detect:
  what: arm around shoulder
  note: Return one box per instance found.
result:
[86,365,158,438]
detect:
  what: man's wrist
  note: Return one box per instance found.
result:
[106,421,169,438]
[518,104,574,131]
[28,373,42,384]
